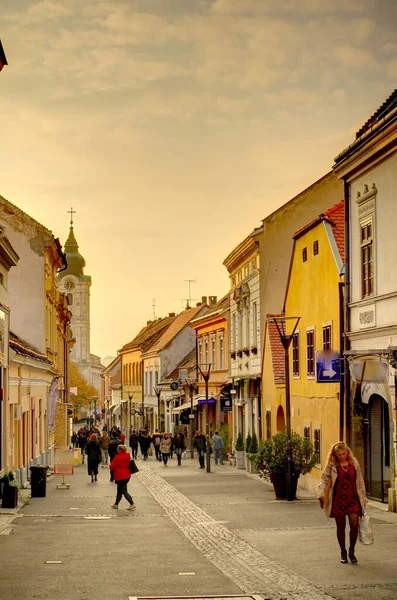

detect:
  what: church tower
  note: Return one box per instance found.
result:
[58,209,93,384]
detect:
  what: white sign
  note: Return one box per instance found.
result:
[351,359,388,383]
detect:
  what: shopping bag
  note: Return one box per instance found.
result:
[148,447,153,456]
[182,451,187,460]
[359,513,374,545]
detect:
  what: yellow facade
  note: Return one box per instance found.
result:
[262,325,286,440]
[284,217,342,491]
[120,346,144,430]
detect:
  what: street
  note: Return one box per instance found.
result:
[1,456,397,600]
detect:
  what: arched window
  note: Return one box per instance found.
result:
[67,293,73,305]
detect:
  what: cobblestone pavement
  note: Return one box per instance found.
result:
[137,462,336,600]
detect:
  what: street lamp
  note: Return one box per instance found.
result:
[185,378,197,459]
[269,315,300,502]
[196,363,211,473]
[153,386,163,431]
[128,390,134,439]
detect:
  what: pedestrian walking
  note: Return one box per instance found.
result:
[317,442,368,564]
[129,429,139,459]
[193,431,206,469]
[120,432,126,443]
[212,431,224,465]
[77,431,87,464]
[85,433,102,482]
[109,445,136,511]
[153,429,163,461]
[160,433,171,466]
[108,431,122,482]
[71,432,77,448]
[173,432,185,466]
[99,431,110,467]
[139,430,151,461]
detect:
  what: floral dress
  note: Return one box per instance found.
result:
[330,463,361,518]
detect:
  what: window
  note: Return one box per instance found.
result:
[322,325,331,349]
[304,424,311,441]
[211,337,216,370]
[313,240,319,255]
[232,275,236,286]
[232,314,236,351]
[219,335,224,369]
[238,310,243,349]
[0,273,3,286]
[67,293,73,305]
[245,307,250,347]
[361,221,374,298]
[306,329,315,376]
[292,333,300,376]
[252,302,258,346]
[198,340,202,365]
[244,265,249,278]
[144,371,148,394]
[149,371,153,395]
[314,427,321,464]
[205,338,209,366]
[302,247,307,262]
[155,371,159,387]
[266,410,271,440]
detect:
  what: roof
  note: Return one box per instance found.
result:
[356,89,397,139]
[293,201,344,262]
[9,332,51,364]
[163,348,197,381]
[0,40,8,70]
[61,225,87,280]
[223,226,263,271]
[266,316,285,386]
[145,305,206,353]
[190,294,229,326]
[119,314,177,354]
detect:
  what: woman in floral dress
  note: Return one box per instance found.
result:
[317,442,368,564]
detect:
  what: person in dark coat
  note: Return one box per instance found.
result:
[139,430,151,461]
[77,431,87,464]
[129,430,139,459]
[108,432,122,482]
[85,434,102,482]
[173,432,186,466]
[193,431,207,469]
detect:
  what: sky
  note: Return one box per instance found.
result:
[1,0,397,359]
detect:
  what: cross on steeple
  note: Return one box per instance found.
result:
[67,207,76,226]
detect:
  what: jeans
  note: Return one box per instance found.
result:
[175,447,183,465]
[162,453,169,465]
[154,445,161,461]
[130,446,138,459]
[214,449,223,465]
[101,449,109,465]
[80,448,85,464]
[115,479,133,506]
[198,450,205,468]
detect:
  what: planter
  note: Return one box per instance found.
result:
[247,459,258,474]
[270,473,299,500]
[243,347,250,356]
[1,485,18,508]
[230,351,236,360]
[236,450,246,469]
[237,350,243,358]
[251,346,258,355]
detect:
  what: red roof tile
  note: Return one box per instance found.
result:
[324,201,344,262]
[145,304,206,353]
[267,317,285,386]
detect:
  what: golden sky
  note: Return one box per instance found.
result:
[1,0,396,358]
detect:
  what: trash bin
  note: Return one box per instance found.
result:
[30,465,49,498]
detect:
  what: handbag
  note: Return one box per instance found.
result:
[129,459,139,475]
[359,513,374,545]
[323,478,332,510]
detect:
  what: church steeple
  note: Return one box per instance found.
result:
[62,207,87,278]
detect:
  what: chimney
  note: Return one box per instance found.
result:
[146,320,152,325]
[208,296,217,306]
[201,296,208,306]
[168,312,176,317]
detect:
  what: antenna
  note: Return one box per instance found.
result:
[184,279,197,309]
[152,298,156,320]
[174,298,191,310]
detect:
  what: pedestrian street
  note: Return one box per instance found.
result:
[1,455,397,600]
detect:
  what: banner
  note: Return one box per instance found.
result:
[47,377,59,430]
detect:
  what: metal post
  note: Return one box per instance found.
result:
[129,393,132,440]
[141,361,145,430]
[205,374,210,473]
[284,346,293,502]
[190,384,194,459]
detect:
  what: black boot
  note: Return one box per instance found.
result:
[348,548,358,564]
[340,550,348,564]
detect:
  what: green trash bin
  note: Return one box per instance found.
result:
[30,465,49,497]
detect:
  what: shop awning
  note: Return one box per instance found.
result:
[112,405,121,417]
[172,398,199,414]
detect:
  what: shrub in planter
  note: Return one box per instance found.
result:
[245,432,252,453]
[235,432,246,469]
[250,432,258,454]
[0,471,19,509]
[251,431,318,499]
[246,433,259,473]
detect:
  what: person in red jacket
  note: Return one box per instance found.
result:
[109,445,136,510]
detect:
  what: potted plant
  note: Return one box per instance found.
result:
[251,431,318,499]
[230,351,236,359]
[243,347,250,356]
[251,345,258,354]
[235,432,246,469]
[0,471,19,509]
[237,349,243,358]
[247,432,259,473]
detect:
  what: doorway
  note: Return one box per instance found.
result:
[276,405,285,432]
[365,394,390,502]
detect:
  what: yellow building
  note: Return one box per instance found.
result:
[264,202,344,492]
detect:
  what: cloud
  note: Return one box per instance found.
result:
[334,45,378,69]
[211,0,367,15]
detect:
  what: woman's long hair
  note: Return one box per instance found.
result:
[326,441,356,466]
[89,433,98,442]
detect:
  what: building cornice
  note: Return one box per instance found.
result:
[223,228,263,273]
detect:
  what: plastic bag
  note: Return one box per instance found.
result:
[182,451,187,460]
[359,513,374,545]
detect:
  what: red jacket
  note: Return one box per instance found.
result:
[109,451,131,482]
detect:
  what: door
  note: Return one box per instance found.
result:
[368,395,390,502]
[276,405,285,432]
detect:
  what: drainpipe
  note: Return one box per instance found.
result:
[343,178,351,445]
[339,281,345,441]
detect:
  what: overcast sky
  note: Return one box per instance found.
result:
[1,0,396,358]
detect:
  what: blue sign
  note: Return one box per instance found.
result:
[198,396,216,405]
[316,350,341,383]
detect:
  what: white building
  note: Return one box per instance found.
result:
[334,89,397,509]
[223,228,263,442]
[58,214,102,392]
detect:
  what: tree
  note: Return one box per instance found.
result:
[69,361,98,409]
[245,431,252,453]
